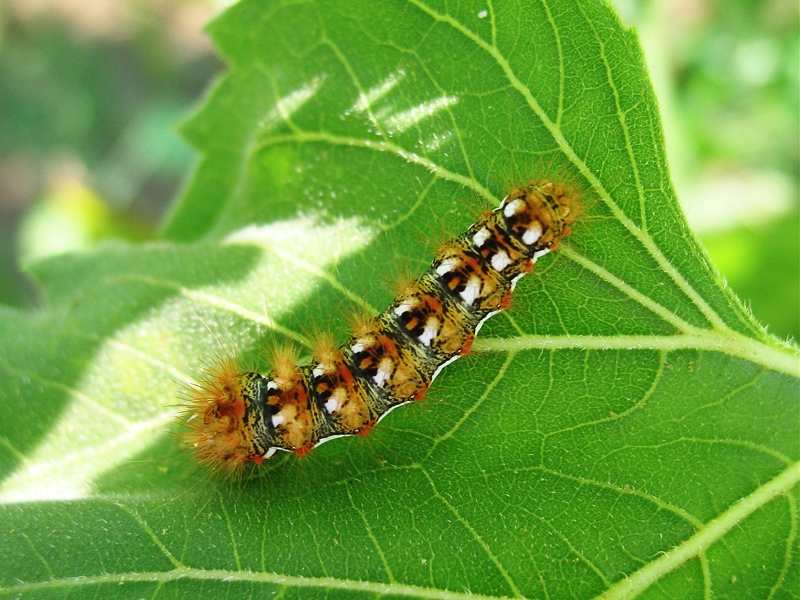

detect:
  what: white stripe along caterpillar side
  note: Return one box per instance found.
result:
[183,180,580,475]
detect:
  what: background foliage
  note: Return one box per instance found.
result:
[1,0,797,340]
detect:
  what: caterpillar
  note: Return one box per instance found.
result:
[182,180,580,475]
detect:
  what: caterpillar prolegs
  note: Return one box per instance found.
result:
[183,180,580,474]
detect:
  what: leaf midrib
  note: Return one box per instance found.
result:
[475,332,800,378]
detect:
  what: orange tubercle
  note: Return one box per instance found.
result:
[293,443,314,457]
[357,421,376,437]
[460,334,475,356]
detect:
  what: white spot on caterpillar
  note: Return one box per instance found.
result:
[374,358,393,387]
[264,448,278,459]
[503,198,524,217]
[491,250,511,271]
[312,365,324,378]
[325,395,341,414]
[460,277,481,305]
[436,257,459,275]
[351,339,368,353]
[267,381,278,391]
[418,318,440,347]
[271,414,285,427]
[472,227,491,248]
[523,222,543,245]
[394,299,414,316]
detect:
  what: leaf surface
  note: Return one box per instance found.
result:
[1,1,798,598]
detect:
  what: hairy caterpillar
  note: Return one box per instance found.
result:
[183,180,580,475]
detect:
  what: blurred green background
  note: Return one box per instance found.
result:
[0,0,797,341]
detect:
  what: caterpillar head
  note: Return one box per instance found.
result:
[502,180,581,250]
[181,358,271,476]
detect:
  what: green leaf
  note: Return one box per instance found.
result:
[1,0,798,598]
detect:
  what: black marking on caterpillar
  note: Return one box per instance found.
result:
[182,180,580,475]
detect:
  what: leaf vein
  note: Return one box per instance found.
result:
[597,461,800,599]
[420,468,522,598]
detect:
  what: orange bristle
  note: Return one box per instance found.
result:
[268,343,301,385]
[310,330,339,366]
[180,355,254,477]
